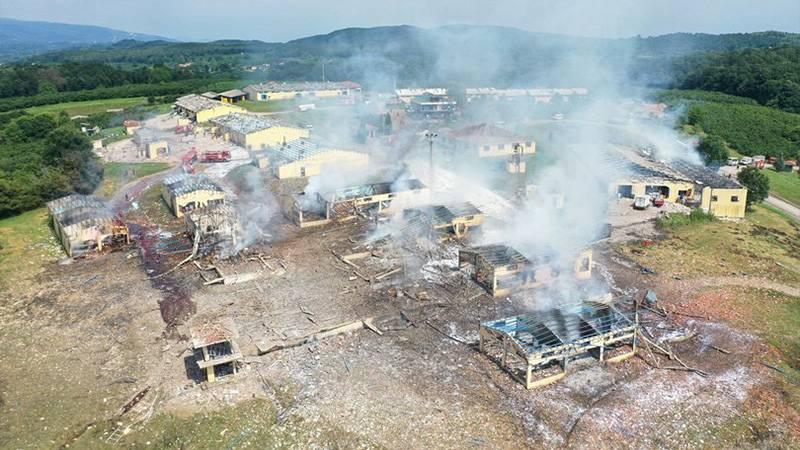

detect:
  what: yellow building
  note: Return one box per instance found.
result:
[444,123,535,159]
[612,156,748,219]
[268,139,369,179]
[174,94,244,123]
[404,202,485,239]
[46,194,129,257]
[161,173,226,218]
[211,113,309,151]
[458,245,592,298]
[244,81,361,102]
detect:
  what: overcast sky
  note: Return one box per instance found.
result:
[1,0,798,42]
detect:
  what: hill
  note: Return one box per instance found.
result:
[0,17,172,61]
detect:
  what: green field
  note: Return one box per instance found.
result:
[96,162,173,198]
[0,208,61,282]
[238,99,296,113]
[25,97,150,116]
[763,168,800,206]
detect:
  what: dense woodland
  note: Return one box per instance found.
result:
[0,113,101,217]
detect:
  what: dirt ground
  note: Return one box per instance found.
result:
[1,206,798,448]
[1,119,799,448]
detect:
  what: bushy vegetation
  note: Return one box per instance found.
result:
[737,167,770,208]
[658,89,758,106]
[0,78,241,113]
[676,46,800,113]
[696,134,729,164]
[684,102,800,159]
[0,113,102,217]
[656,208,718,229]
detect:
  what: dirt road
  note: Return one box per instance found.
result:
[766,195,800,221]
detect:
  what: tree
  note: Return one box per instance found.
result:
[737,166,769,208]
[697,134,728,164]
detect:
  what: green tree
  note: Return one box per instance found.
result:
[737,167,770,208]
[697,134,728,164]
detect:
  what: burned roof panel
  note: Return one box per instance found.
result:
[163,173,224,196]
[324,179,426,202]
[482,302,635,355]
[467,244,531,266]
[669,160,742,189]
[190,318,239,348]
[211,113,279,135]
[175,94,226,112]
[47,194,114,228]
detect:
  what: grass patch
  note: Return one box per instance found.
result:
[0,208,62,285]
[97,126,127,145]
[80,398,374,448]
[620,205,800,284]
[95,162,172,198]
[25,97,149,116]
[762,168,800,206]
[656,208,717,229]
[238,99,295,113]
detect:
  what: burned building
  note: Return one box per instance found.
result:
[479,301,637,389]
[161,173,226,218]
[289,179,429,228]
[458,244,592,298]
[442,123,535,161]
[190,318,243,383]
[403,202,485,240]
[185,204,241,255]
[47,194,130,257]
[268,138,369,179]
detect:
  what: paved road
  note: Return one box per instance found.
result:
[765,195,800,221]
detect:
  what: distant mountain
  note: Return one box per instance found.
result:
[0,17,173,61]
[14,24,800,88]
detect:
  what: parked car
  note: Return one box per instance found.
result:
[740,156,753,166]
[727,157,739,166]
[634,195,651,210]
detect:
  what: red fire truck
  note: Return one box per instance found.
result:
[201,150,232,162]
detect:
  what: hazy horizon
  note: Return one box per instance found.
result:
[1,0,799,42]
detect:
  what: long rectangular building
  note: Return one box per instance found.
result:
[268,139,369,179]
[210,113,309,150]
[46,194,129,257]
[243,81,361,102]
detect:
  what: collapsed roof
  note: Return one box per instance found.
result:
[163,173,224,196]
[211,113,279,135]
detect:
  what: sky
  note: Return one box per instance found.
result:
[1,0,799,42]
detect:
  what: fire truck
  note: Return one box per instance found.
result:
[201,150,232,163]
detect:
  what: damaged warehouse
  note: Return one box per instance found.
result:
[479,301,637,389]
[185,204,241,256]
[210,113,309,150]
[402,202,485,239]
[190,318,243,383]
[459,244,592,298]
[47,194,130,257]
[289,179,429,227]
[267,138,369,179]
[161,173,226,218]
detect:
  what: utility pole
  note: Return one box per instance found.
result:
[322,62,326,83]
[425,131,438,187]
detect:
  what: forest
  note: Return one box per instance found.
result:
[0,113,102,217]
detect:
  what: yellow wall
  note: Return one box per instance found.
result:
[245,127,309,150]
[195,105,243,123]
[701,187,747,218]
[145,140,168,159]
[256,89,348,101]
[612,180,694,203]
[274,150,368,179]
[161,187,226,218]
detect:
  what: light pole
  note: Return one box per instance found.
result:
[424,131,438,186]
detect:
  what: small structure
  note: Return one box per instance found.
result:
[46,194,130,257]
[161,173,225,218]
[443,123,535,159]
[458,244,592,298]
[174,94,243,123]
[289,179,429,227]
[244,81,361,102]
[210,113,308,150]
[190,318,242,383]
[479,301,637,389]
[123,119,141,135]
[407,93,458,121]
[185,204,241,255]
[268,138,369,179]
[217,89,247,104]
[403,202,485,239]
[132,129,169,159]
[670,160,748,219]
[395,88,447,103]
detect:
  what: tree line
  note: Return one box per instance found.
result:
[0,113,102,217]
[674,46,800,113]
